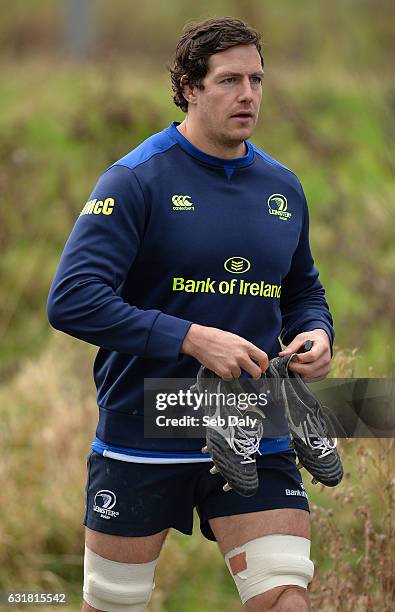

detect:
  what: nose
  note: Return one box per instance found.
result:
[238,77,254,103]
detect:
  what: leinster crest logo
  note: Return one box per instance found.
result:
[267,194,292,221]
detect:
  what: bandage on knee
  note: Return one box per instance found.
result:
[224,534,314,604]
[83,545,158,612]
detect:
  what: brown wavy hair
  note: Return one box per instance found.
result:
[170,17,263,113]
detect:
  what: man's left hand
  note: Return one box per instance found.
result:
[278,329,332,381]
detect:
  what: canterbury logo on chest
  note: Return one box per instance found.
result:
[171,194,195,211]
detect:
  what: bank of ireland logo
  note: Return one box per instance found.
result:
[93,490,120,520]
[267,194,292,221]
[172,194,195,211]
[224,257,251,274]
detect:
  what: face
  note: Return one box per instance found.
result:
[185,44,263,150]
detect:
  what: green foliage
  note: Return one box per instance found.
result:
[0,3,394,609]
[1,57,394,373]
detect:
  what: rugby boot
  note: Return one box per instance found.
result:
[265,349,343,487]
[191,367,265,497]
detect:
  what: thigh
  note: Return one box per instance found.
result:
[204,452,312,611]
[85,526,169,563]
[197,450,310,542]
[210,510,311,612]
[209,508,310,556]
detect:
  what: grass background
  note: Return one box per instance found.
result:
[0,1,394,610]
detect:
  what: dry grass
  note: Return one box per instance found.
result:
[0,338,393,611]
[0,333,97,601]
[309,439,394,611]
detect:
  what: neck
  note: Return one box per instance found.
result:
[177,119,246,160]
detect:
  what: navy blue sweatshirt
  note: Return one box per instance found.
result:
[47,122,334,463]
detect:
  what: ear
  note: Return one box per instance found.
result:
[180,74,198,106]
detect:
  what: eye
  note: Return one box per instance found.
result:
[251,76,262,85]
[222,77,236,84]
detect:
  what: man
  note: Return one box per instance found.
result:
[47,17,334,612]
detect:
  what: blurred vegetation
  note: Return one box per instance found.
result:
[0,0,394,610]
[0,0,394,375]
[0,336,393,611]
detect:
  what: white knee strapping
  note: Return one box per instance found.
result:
[224,534,314,604]
[83,545,158,612]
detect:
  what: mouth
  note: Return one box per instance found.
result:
[230,112,254,121]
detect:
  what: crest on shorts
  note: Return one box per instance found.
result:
[93,489,120,519]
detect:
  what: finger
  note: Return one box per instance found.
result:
[304,374,327,383]
[221,372,234,381]
[289,360,330,379]
[238,356,262,379]
[230,366,242,380]
[295,348,320,364]
[303,366,330,381]
[278,336,310,356]
[307,361,332,380]
[288,354,326,375]
[247,345,269,373]
[297,338,331,363]
[220,365,242,380]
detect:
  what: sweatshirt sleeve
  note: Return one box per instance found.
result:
[280,186,334,350]
[47,164,192,360]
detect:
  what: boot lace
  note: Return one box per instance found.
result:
[301,409,337,458]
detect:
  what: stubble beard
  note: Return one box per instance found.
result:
[218,123,255,152]
[205,119,255,155]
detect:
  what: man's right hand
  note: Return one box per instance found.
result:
[181,323,268,380]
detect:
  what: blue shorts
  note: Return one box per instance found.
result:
[83,450,309,542]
